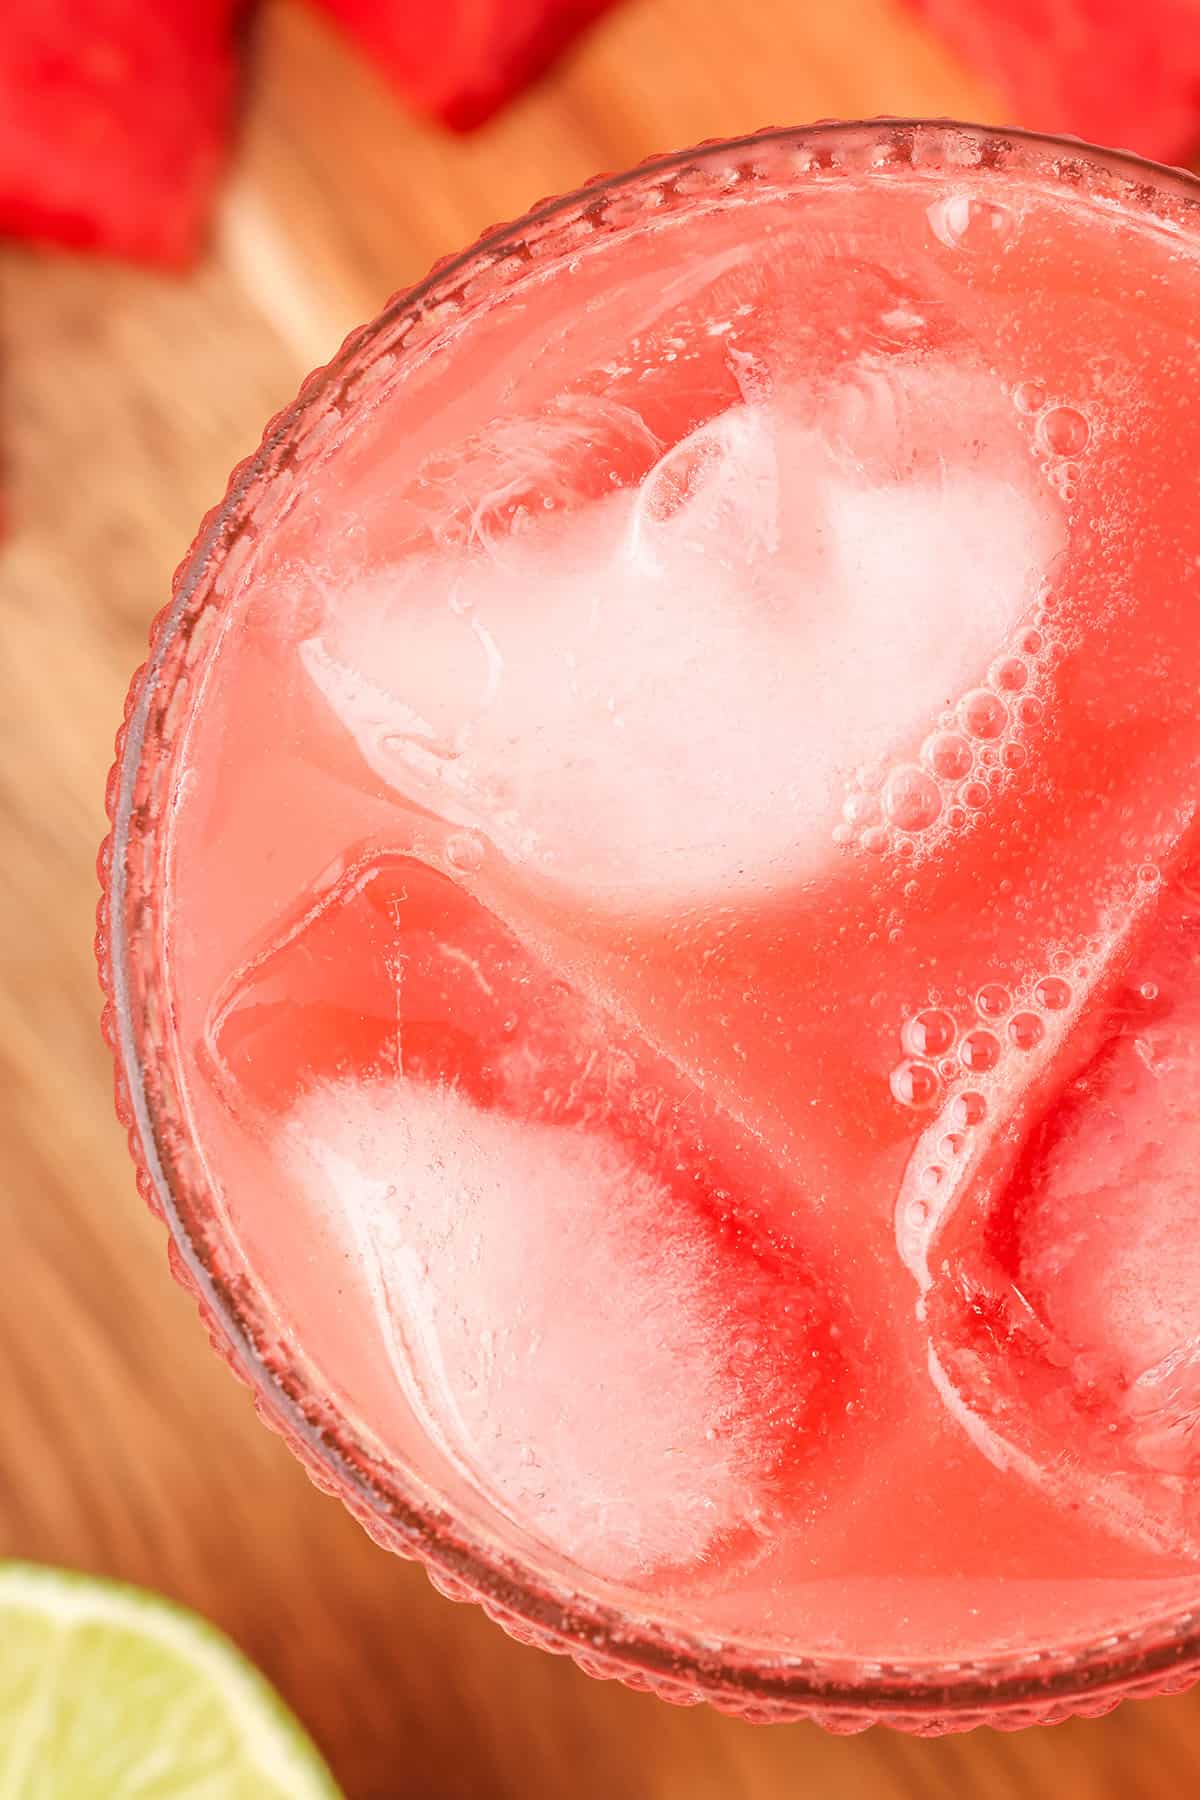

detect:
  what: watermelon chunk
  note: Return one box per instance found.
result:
[907,0,1200,166]
[0,0,240,266]
[309,0,615,130]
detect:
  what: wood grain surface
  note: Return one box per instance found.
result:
[2,1,1196,1793]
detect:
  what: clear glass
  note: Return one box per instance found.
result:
[99,120,1200,1732]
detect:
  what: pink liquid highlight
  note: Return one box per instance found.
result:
[163,154,1200,1665]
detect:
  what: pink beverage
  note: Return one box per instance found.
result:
[103,123,1200,1728]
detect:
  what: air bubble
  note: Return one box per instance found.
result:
[1139,863,1160,884]
[890,1060,941,1110]
[1013,380,1047,415]
[1020,629,1044,656]
[903,1008,957,1058]
[960,1029,1001,1074]
[1002,742,1028,769]
[938,1056,958,1080]
[883,765,942,833]
[928,194,1013,252]
[945,805,967,829]
[954,1091,988,1128]
[1038,405,1091,458]
[990,656,1028,692]
[862,826,890,855]
[907,1198,930,1227]
[1141,981,1160,1002]
[959,689,1007,741]
[445,832,485,873]
[1009,1011,1044,1051]
[1017,695,1044,726]
[976,984,1011,1019]
[922,731,974,782]
[1035,975,1072,1012]
[963,782,989,810]
[921,1165,945,1192]
[940,1133,966,1159]
[842,792,881,828]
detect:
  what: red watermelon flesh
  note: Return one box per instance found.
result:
[908,0,1200,165]
[0,0,240,267]
[309,0,615,130]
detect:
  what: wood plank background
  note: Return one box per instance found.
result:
[2,0,1197,1792]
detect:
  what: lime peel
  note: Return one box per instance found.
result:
[0,1561,341,1797]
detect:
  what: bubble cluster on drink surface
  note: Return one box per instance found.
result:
[887,845,1165,1230]
[926,191,1093,504]
[889,964,1084,1224]
[833,375,1092,862]
[833,620,1054,857]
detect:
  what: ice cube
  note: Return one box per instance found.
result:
[278,1074,830,1582]
[412,393,665,555]
[209,846,805,1167]
[210,848,841,1578]
[915,867,1200,1554]
[206,850,526,1114]
[1014,887,1200,1479]
[209,848,845,1580]
[298,358,1064,908]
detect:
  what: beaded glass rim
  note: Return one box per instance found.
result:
[99,119,1200,1728]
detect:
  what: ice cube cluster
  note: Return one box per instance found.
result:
[300,357,1063,905]
[226,323,1200,1574]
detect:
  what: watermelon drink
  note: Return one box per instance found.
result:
[101,123,1200,1728]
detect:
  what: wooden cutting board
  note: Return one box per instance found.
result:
[2,0,1196,1791]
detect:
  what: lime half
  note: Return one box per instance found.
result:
[0,1562,341,1797]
